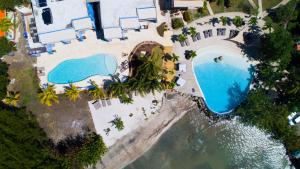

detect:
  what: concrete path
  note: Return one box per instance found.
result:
[248,0,258,9]
[206,2,214,16]
[258,0,263,17]
[262,0,291,18]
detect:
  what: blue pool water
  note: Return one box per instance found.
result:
[48,54,117,84]
[193,50,253,114]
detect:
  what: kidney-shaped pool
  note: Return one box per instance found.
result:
[193,46,254,114]
[48,54,117,84]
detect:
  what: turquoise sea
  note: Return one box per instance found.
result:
[125,111,291,169]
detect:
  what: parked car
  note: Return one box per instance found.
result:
[42,8,53,25]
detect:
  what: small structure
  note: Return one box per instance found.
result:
[288,112,300,126]
[176,77,186,87]
[172,0,204,9]
[178,63,187,72]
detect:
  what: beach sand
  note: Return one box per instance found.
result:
[92,92,198,169]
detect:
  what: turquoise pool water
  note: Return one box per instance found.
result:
[193,50,253,114]
[48,54,117,84]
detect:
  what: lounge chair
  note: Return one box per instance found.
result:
[101,99,106,107]
[192,35,197,42]
[196,32,201,40]
[203,31,208,38]
[92,100,101,110]
[178,63,187,72]
[185,39,190,46]
[106,99,111,106]
[217,28,221,36]
[180,41,185,47]
[176,77,186,87]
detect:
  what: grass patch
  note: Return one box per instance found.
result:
[210,0,257,14]
[262,0,282,10]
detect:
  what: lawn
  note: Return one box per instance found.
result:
[210,0,257,15]
[262,0,282,10]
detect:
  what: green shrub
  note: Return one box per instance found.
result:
[156,22,166,37]
[0,61,9,100]
[171,18,184,29]
[183,11,193,23]
[110,117,125,131]
[0,37,15,57]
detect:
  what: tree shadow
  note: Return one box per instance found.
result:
[55,134,86,155]
[171,35,178,43]
[226,82,248,111]
[237,32,263,61]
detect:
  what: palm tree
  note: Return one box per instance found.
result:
[263,18,273,33]
[108,82,127,97]
[171,53,179,62]
[189,50,197,59]
[3,91,20,107]
[220,16,227,26]
[188,26,197,38]
[119,94,133,104]
[177,34,187,43]
[65,84,81,102]
[38,84,59,106]
[136,60,162,81]
[89,81,106,100]
[288,81,300,95]
[232,16,244,27]
[127,78,146,96]
[248,17,257,27]
[0,18,12,32]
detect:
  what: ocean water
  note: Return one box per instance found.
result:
[193,50,253,114]
[125,111,291,169]
[48,54,117,84]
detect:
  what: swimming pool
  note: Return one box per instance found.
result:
[48,54,117,84]
[193,47,253,114]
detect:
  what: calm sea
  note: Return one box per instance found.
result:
[125,110,291,169]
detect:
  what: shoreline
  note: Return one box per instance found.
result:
[93,92,199,169]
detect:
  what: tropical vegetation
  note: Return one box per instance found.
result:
[38,84,59,106]
[0,0,27,11]
[171,18,184,29]
[64,84,81,102]
[0,37,15,57]
[3,91,20,106]
[110,116,125,131]
[0,17,12,32]
[232,16,244,27]
[89,81,106,100]
[236,0,300,153]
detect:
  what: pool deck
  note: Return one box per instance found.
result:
[172,12,260,98]
[36,7,173,93]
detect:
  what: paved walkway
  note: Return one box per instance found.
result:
[258,0,263,17]
[206,2,214,15]
[262,0,291,18]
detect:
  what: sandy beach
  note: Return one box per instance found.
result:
[92,92,199,169]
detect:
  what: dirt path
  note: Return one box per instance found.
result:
[93,93,199,169]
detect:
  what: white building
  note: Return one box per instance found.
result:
[98,0,157,41]
[31,0,92,45]
[173,0,204,9]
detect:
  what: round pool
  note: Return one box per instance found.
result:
[193,46,253,114]
[48,54,117,84]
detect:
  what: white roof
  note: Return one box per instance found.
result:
[72,17,93,30]
[173,0,204,8]
[31,0,89,34]
[100,0,155,28]
[295,116,300,123]
[103,27,123,40]
[137,7,157,20]
[179,63,187,72]
[176,77,186,87]
[120,17,140,30]
[39,29,76,44]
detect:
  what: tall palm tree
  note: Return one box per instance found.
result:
[3,91,20,107]
[108,82,127,97]
[65,84,81,102]
[127,78,146,96]
[136,60,162,81]
[233,16,244,27]
[89,81,106,100]
[188,26,197,38]
[0,18,12,32]
[38,84,59,106]
[177,34,187,43]
[220,16,227,26]
[263,18,273,33]
[171,53,179,62]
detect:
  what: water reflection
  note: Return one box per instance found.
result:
[126,111,290,169]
